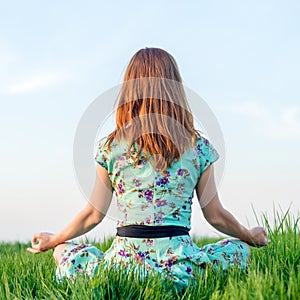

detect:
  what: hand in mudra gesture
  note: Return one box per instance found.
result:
[247,227,270,247]
[27,232,58,254]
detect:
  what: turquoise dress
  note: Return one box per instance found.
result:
[56,135,249,288]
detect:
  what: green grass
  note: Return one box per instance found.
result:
[0,210,299,300]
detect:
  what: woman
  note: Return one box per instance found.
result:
[27,47,269,288]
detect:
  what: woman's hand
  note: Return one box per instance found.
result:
[27,232,59,254]
[246,227,270,247]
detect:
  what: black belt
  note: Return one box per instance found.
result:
[116,225,190,238]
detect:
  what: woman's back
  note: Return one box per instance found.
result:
[95,134,220,228]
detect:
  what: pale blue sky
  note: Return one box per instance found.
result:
[0,1,299,242]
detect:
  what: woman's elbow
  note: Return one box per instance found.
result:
[91,210,105,225]
[204,210,225,227]
[84,203,105,225]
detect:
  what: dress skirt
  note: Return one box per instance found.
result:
[55,235,250,288]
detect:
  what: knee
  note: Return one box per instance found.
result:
[53,243,70,265]
[244,242,251,259]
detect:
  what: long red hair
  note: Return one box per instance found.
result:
[106,47,201,172]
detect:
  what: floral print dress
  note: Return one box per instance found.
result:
[56,135,250,288]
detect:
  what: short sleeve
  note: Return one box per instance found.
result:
[197,136,220,175]
[94,137,109,171]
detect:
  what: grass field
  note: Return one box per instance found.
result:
[0,210,299,300]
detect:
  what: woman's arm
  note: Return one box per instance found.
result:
[28,164,113,253]
[195,164,269,246]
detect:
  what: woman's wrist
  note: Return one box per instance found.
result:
[238,226,252,245]
[53,233,66,247]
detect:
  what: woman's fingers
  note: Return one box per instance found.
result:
[31,233,45,252]
[32,233,41,245]
[248,227,270,247]
[261,228,271,244]
[27,247,41,254]
[29,232,56,253]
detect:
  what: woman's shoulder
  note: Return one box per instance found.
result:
[192,132,219,159]
[193,132,211,148]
